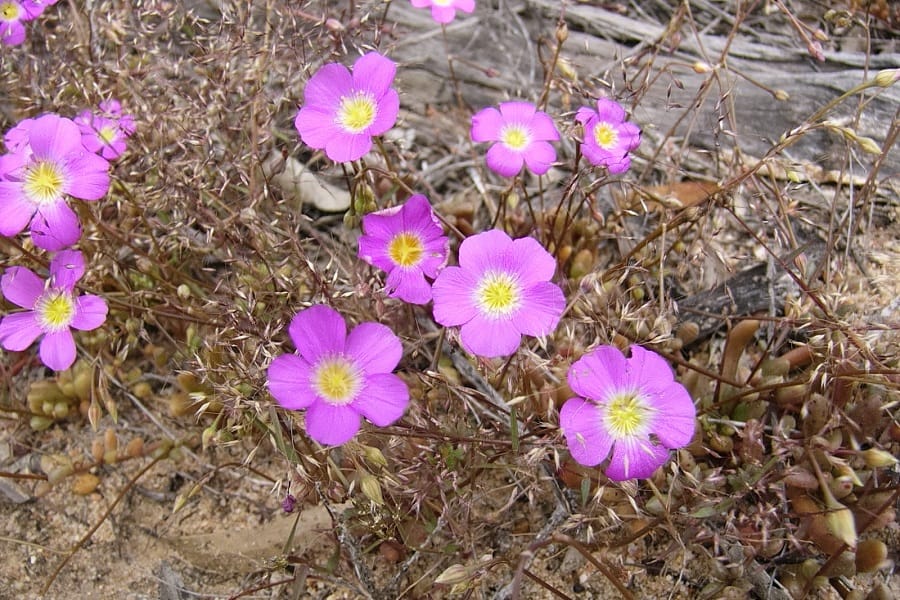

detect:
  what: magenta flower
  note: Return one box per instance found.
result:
[0,114,110,250]
[267,305,410,446]
[0,250,108,371]
[431,229,565,357]
[75,100,136,160]
[0,0,42,46]
[358,194,449,304]
[559,345,696,481]
[294,52,400,163]
[471,101,559,178]
[575,99,641,174]
[410,0,475,24]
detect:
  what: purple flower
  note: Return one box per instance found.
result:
[358,194,449,304]
[471,101,559,178]
[267,305,410,446]
[0,250,108,371]
[575,99,641,174]
[75,100,136,160]
[559,345,696,481]
[0,0,42,46]
[410,0,475,24]
[0,114,110,250]
[431,229,565,357]
[294,52,400,163]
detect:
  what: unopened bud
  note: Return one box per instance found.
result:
[360,473,384,506]
[825,504,857,549]
[861,447,898,468]
[874,69,899,88]
[556,21,568,43]
[855,136,882,155]
[773,89,790,101]
[434,564,471,586]
[362,445,388,469]
[692,61,713,74]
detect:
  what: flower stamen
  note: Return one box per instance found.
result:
[593,122,618,149]
[500,125,530,151]
[313,356,362,405]
[24,161,65,204]
[36,291,76,332]
[387,232,424,267]
[337,93,377,133]
[605,392,653,438]
[475,271,521,317]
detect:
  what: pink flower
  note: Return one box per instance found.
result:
[0,250,108,371]
[294,52,400,163]
[431,229,565,357]
[0,0,43,46]
[358,194,449,304]
[559,345,696,481]
[75,100,136,160]
[0,114,110,250]
[410,0,475,24]
[267,305,410,446]
[575,99,641,174]
[471,101,559,178]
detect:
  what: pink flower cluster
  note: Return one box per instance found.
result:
[0,0,57,46]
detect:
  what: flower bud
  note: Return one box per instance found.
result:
[362,445,388,469]
[855,136,882,155]
[861,448,898,468]
[825,504,857,549]
[360,473,384,506]
[874,69,899,87]
[692,61,713,74]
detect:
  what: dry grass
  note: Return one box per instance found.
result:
[1,0,898,598]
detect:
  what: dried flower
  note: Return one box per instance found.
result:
[358,194,448,304]
[559,345,696,480]
[471,101,559,177]
[575,98,641,174]
[267,305,409,446]
[0,114,110,250]
[431,229,565,357]
[294,52,400,163]
[0,250,108,371]
[410,0,474,24]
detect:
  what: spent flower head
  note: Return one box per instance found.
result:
[410,0,475,24]
[75,100,136,160]
[432,229,565,357]
[575,98,641,174]
[0,250,108,371]
[267,305,410,446]
[0,114,110,250]
[294,52,400,163]
[471,101,559,177]
[559,345,696,481]
[358,194,449,304]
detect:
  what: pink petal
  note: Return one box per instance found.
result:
[305,402,361,445]
[357,233,394,271]
[400,195,439,233]
[485,143,525,177]
[527,110,560,141]
[39,329,77,371]
[604,438,669,481]
[267,354,316,410]
[605,155,632,174]
[560,398,614,467]
[26,114,83,160]
[1,267,43,309]
[514,282,565,336]
[1,21,27,46]
[295,107,340,150]
[324,132,372,162]
[30,201,81,251]
[457,228,511,274]
[354,373,409,427]
[303,63,352,111]
[594,98,627,123]
[626,346,674,388]
[385,267,432,304]
[471,107,503,142]
[458,316,522,357]
[574,106,597,126]
[63,152,111,200]
[0,182,34,237]
[367,89,399,136]
[505,236,557,285]
[498,101,537,123]
[49,249,86,290]
[567,346,629,403]
[345,322,402,374]
[352,52,397,100]
[0,311,42,351]
[288,305,346,363]
[522,140,556,175]
[430,5,456,23]
[70,294,108,330]
[432,266,479,326]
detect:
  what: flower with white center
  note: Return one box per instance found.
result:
[471,101,559,177]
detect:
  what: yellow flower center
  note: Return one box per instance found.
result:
[36,292,76,331]
[337,93,377,133]
[313,357,361,405]
[605,392,652,438]
[388,232,424,267]
[1,2,20,20]
[501,125,530,150]
[24,161,65,204]
[433,0,453,5]
[99,126,118,144]
[475,271,521,317]
[593,122,618,149]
